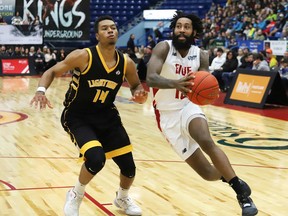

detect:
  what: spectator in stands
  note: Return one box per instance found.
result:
[135,46,144,59]
[21,46,29,57]
[0,45,8,56]
[238,53,254,69]
[43,45,48,53]
[278,57,288,92]
[137,45,152,81]
[236,48,244,67]
[209,47,226,73]
[259,50,268,61]
[127,34,136,55]
[22,47,30,57]
[34,47,45,74]
[265,48,278,70]
[213,50,238,91]
[243,24,252,39]
[29,46,36,57]
[0,15,7,24]
[153,27,163,43]
[208,2,217,14]
[32,15,41,25]
[227,36,238,49]
[6,47,14,56]
[59,48,67,61]
[12,46,22,57]
[222,52,254,92]
[268,13,286,37]
[52,49,59,62]
[28,15,42,33]
[44,47,57,70]
[126,48,137,62]
[253,29,266,40]
[11,11,23,25]
[242,47,250,55]
[147,35,156,49]
[252,53,270,71]
[281,21,288,39]
[246,23,256,40]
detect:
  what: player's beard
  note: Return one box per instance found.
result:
[172,33,194,50]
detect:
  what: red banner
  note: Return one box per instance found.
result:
[2,59,30,74]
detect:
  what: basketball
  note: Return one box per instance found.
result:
[187,71,220,105]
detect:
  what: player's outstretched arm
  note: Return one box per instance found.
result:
[30,49,89,110]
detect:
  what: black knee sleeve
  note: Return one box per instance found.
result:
[84,147,106,175]
[113,152,136,178]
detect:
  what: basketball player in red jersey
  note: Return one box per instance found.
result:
[30,16,147,216]
[146,11,258,216]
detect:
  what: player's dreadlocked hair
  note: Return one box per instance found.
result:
[169,10,204,39]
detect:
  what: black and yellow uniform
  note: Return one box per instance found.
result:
[61,45,133,160]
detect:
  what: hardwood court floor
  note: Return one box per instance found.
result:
[0,76,287,216]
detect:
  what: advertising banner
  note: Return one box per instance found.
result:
[263,40,288,56]
[224,69,288,108]
[0,0,16,23]
[1,58,30,74]
[0,24,43,44]
[238,40,264,53]
[230,73,270,103]
[16,0,90,42]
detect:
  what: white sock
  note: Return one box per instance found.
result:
[73,179,86,196]
[117,187,129,198]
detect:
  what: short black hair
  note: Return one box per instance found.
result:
[169,10,203,39]
[94,15,115,33]
[254,53,264,61]
[217,47,224,53]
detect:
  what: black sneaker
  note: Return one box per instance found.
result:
[236,179,258,215]
[238,179,251,197]
[237,195,258,216]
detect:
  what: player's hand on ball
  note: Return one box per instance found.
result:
[30,92,53,110]
[131,90,148,104]
[175,72,195,96]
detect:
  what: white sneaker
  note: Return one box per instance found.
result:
[114,193,142,216]
[64,189,84,216]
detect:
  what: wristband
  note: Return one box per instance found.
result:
[37,86,46,93]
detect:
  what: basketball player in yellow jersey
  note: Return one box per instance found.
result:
[30,15,147,216]
[146,11,258,216]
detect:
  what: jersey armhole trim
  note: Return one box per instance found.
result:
[81,48,92,75]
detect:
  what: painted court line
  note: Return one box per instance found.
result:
[0,182,115,216]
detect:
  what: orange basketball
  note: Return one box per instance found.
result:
[187,71,220,105]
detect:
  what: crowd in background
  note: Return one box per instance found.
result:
[0,11,42,26]
[0,45,68,74]
[201,0,288,49]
